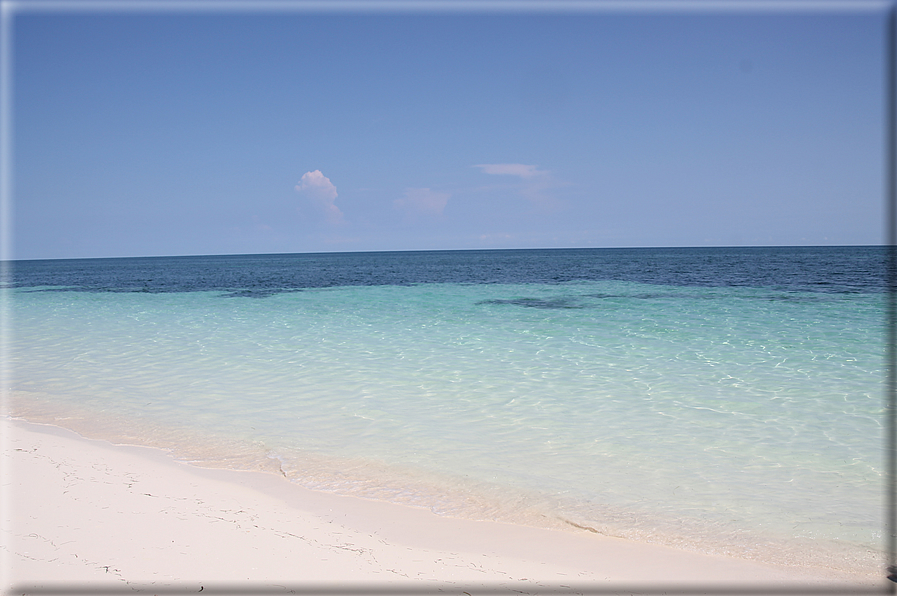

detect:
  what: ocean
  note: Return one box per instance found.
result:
[3,246,887,577]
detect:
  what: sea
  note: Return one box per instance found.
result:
[3,246,888,578]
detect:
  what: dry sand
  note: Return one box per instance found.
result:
[1,417,884,594]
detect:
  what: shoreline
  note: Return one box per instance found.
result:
[5,381,885,579]
[1,417,882,593]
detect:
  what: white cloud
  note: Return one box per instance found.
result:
[473,163,548,178]
[473,163,562,209]
[393,188,450,216]
[295,170,343,224]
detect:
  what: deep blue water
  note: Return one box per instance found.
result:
[9,246,887,296]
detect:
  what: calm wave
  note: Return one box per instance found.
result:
[7,246,887,577]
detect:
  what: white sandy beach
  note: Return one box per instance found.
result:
[0,417,883,594]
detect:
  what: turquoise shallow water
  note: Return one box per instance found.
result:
[4,248,887,576]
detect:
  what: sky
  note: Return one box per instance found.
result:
[6,1,891,259]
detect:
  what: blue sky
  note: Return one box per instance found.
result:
[7,2,889,259]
